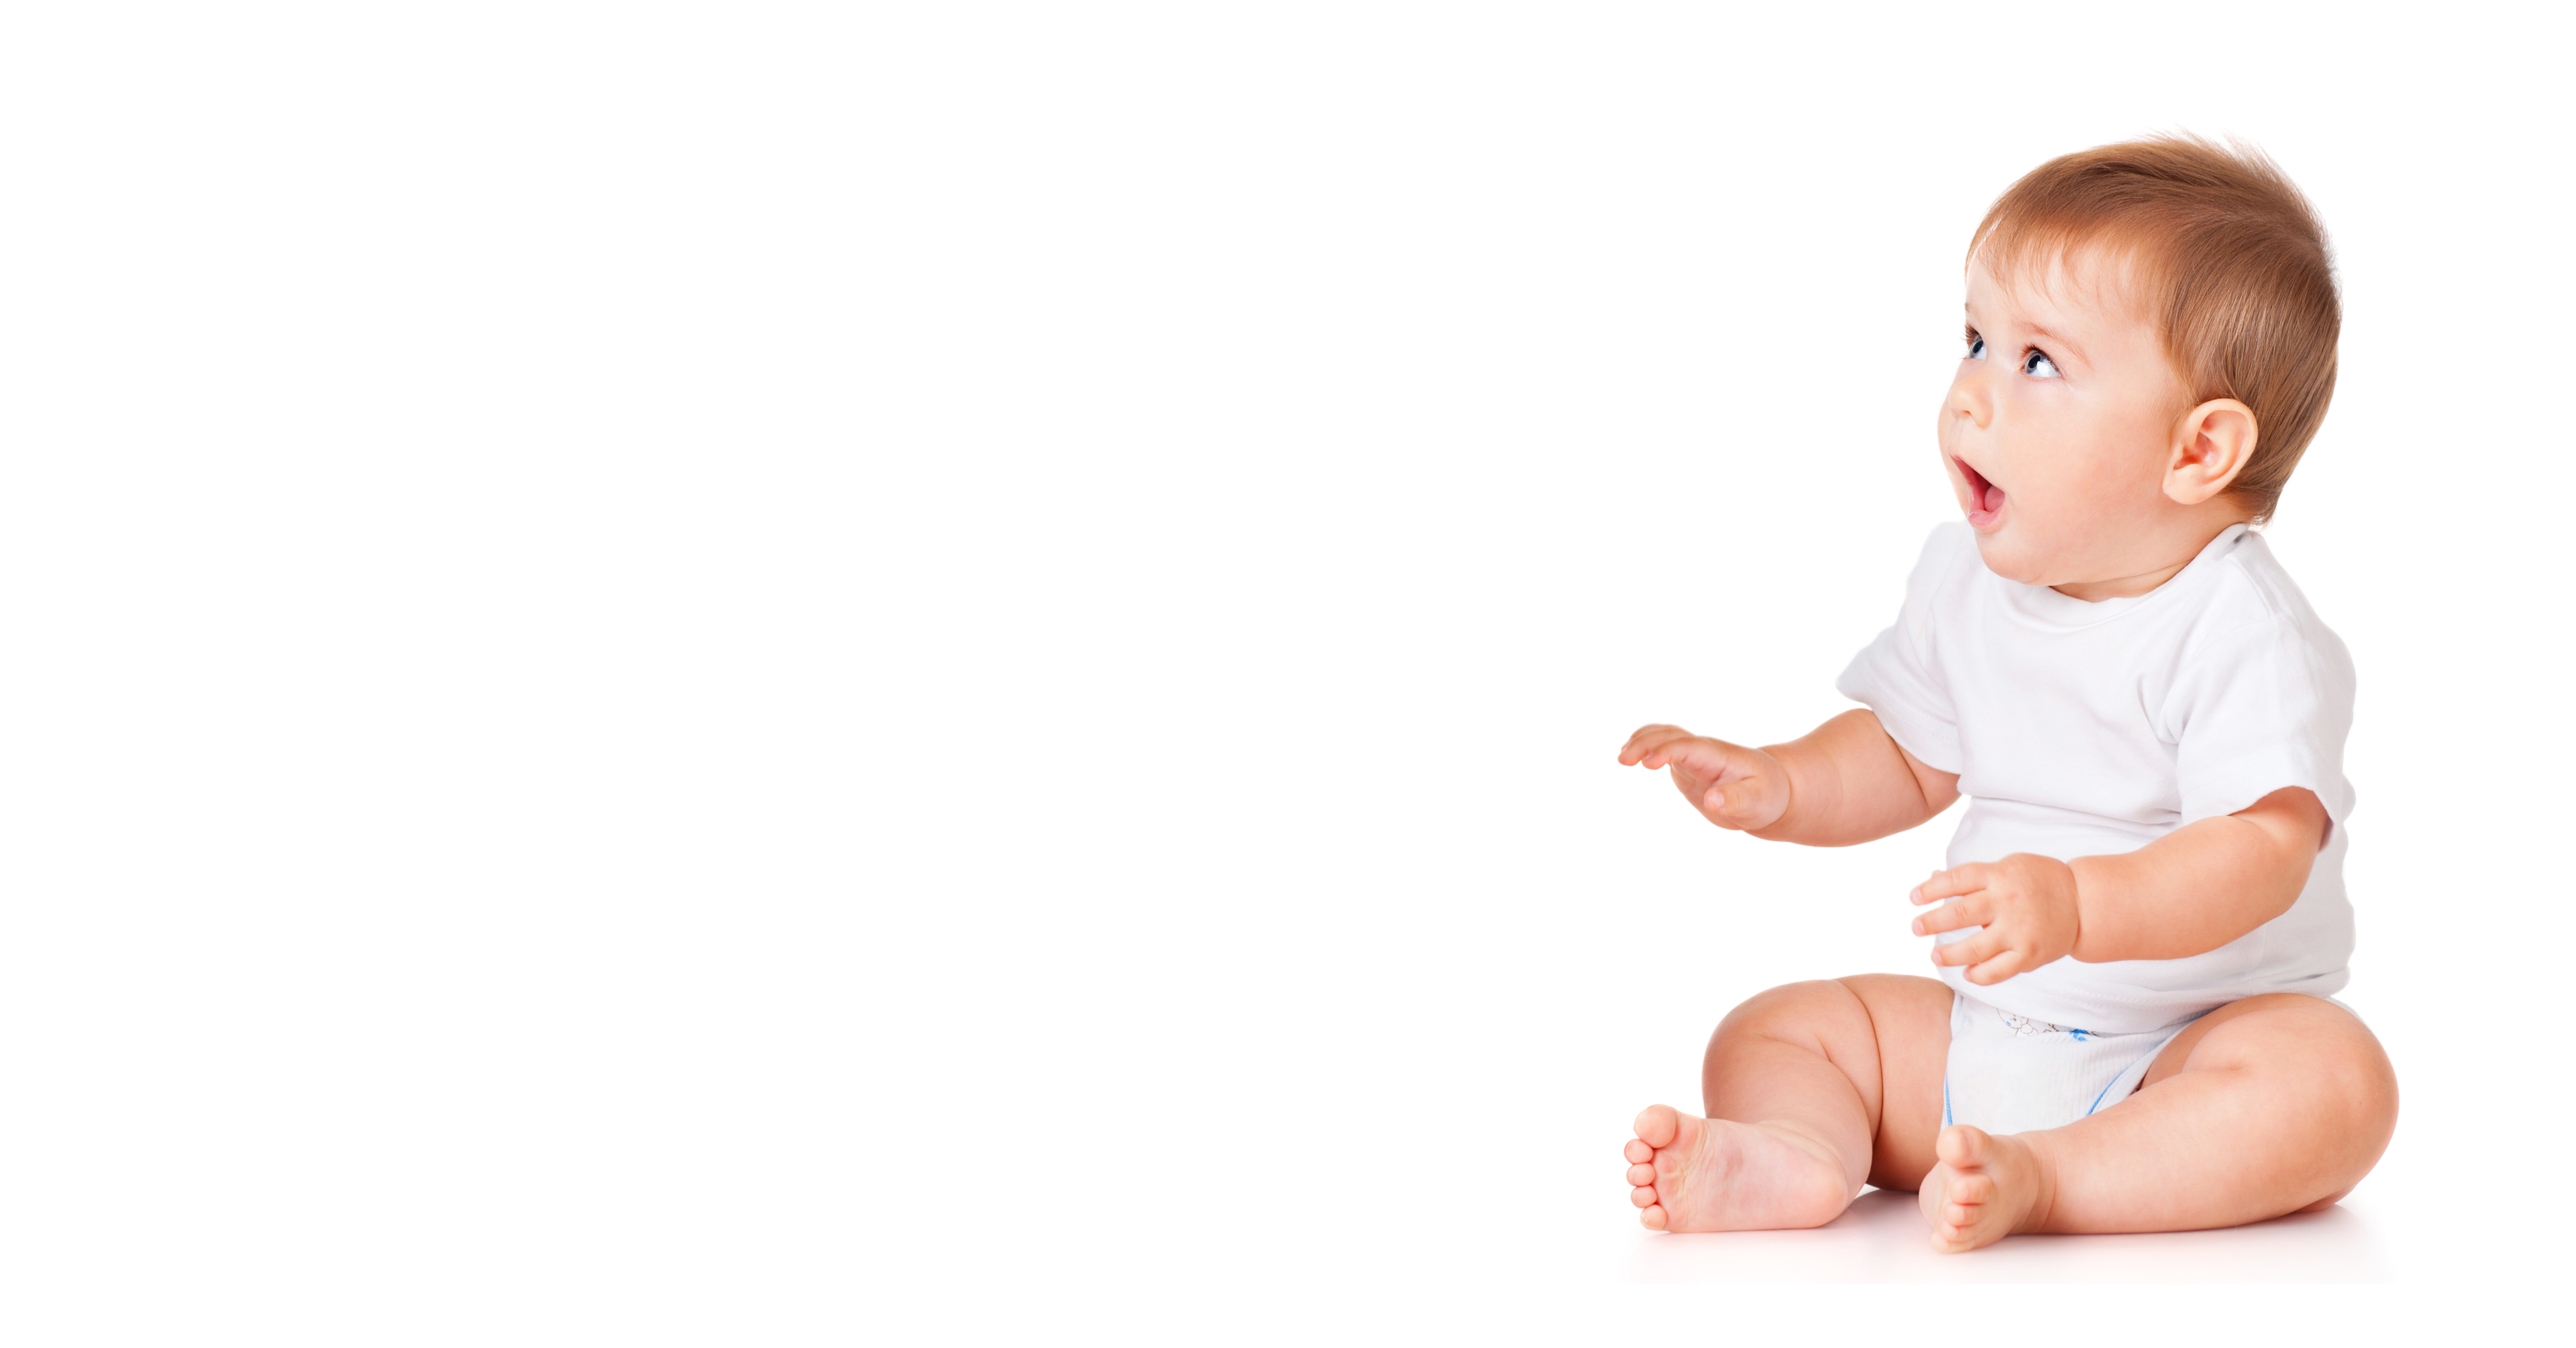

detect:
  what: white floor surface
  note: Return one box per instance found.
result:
[1621,1188,2390,1284]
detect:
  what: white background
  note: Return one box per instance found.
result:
[1,2,2568,1342]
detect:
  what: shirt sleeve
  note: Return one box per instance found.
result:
[2163,609,2358,831]
[1835,525,1968,774]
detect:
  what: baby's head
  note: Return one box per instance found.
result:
[1941,136,2339,597]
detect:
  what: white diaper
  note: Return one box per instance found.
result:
[1942,993,2205,1136]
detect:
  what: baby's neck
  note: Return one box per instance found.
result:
[2048,515,2250,602]
[2052,560,2194,602]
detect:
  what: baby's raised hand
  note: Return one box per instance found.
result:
[1617,724,1791,832]
[1909,856,2080,986]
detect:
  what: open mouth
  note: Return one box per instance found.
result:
[1954,456,2006,526]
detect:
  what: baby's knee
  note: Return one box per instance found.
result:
[2297,1038,2398,1190]
[1710,978,1864,1043]
[2309,1022,2399,1136]
[2212,996,2398,1131]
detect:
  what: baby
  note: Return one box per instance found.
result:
[1616,137,2397,1252]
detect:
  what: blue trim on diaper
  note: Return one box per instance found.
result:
[1943,1076,1952,1127]
[2085,1047,2162,1117]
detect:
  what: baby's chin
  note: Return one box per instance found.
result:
[1966,528,2056,587]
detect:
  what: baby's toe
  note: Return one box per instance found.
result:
[1947,1172,1994,1205]
[1628,1162,1656,1186]
[1631,1185,1658,1209]
[1640,1202,1669,1231]
[1633,1105,1680,1149]
[1624,1138,1653,1166]
[1936,1124,1990,1168]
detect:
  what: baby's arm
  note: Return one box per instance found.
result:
[1618,710,1960,846]
[1908,787,2329,984]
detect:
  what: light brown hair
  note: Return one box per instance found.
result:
[1970,135,2339,523]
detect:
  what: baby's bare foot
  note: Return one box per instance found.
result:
[1917,1124,2053,1252]
[1623,1104,1852,1232]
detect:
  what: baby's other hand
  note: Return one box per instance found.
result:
[1618,724,1791,832]
[1909,855,2080,986]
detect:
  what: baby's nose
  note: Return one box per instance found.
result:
[1947,377,1993,429]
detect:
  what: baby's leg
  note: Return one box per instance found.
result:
[1625,974,1948,1231]
[1918,993,2397,1251]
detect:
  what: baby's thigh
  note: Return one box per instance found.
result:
[1835,973,1951,1190]
[2131,993,2397,1207]
[2139,993,2394,1099]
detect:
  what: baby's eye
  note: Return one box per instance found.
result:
[2022,349,2060,378]
[1965,331,1986,361]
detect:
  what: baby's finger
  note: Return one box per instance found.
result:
[1701,775,1768,818]
[1910,896,1985,938]
[1929,929,2006,969]
[1652,737,1741,777]
[1618,725,1691,765]
[1910,865,1987,906]
[1634,733,1715,771]
[1700,783,1737,822]
[1963,948,2029,987]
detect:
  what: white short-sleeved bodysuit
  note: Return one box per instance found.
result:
[1837,522,2357,1038]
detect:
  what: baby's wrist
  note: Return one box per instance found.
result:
[2063,854,2109,958]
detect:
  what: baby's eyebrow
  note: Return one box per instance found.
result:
[1960,302,2012,332]
[1962,306,2090,367]
[2021,324,2089,367]
[1965,303,2092,366]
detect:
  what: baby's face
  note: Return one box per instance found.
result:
[1938,252,2203,589]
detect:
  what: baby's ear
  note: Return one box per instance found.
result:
[2165,399,2259,506]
